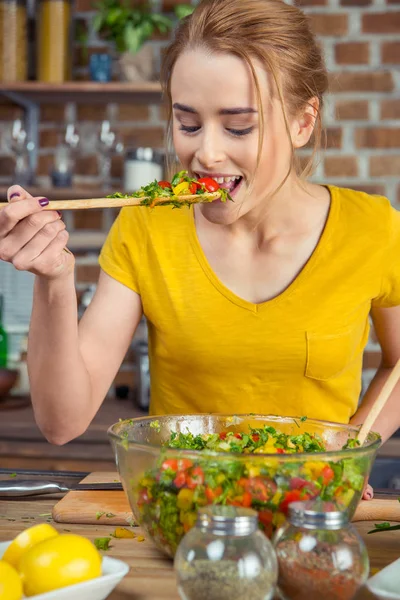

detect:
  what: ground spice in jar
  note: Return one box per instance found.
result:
[0,0,27,81]
[178,559,275,600]
[276,539,366,600]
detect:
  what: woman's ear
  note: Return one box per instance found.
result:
[292,97,319,149]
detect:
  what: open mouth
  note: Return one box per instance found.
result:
[194,173,243,194]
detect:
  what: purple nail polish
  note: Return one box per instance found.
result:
[39,197,49,207]
[10,192,20,200]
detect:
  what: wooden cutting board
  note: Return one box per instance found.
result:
[52,472,400,526]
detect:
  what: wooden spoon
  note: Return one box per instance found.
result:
[0,192,222,211]
[357,357,400,445]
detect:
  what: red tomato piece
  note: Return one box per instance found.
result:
[174,471,186,488]
[161,459,178,471]
[234,433,243,439]
[137,489,151,506]
[177,459,193,471]
[189,181,200,194]
[186,467,205,489]
[197,177,220,192]
[246,477,277,503]
[279,489,303,515]
[276,448,285,454]
[219,432,228,440]
[252,434,260,442]
[158,180,172,189]
[242,491,252,507]
[205,486,223,502]
[321,465,335,485]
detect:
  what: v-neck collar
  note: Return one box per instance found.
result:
[187,185,338,313]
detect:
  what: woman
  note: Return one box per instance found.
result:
[0,0,398,496]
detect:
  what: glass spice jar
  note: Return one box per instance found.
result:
[0,0,27,81]
[37,0,71,82]
[174,505,278,600]
[273,500,369,600]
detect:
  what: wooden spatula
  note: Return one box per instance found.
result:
[0,192,222,211]
[357,358,400,445]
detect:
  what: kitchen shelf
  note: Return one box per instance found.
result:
[0,81,163,104]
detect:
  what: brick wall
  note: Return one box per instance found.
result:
[0,0,399,392]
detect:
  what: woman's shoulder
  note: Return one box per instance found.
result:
[329,184,396,229]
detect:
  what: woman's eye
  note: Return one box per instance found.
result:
[179,125,200,134]
[228,127,254,137]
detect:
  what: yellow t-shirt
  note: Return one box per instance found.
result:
[99,185,400,423]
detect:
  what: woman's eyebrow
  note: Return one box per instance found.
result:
[172,103,257,115]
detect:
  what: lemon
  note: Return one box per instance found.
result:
[19,533,102,597]
[2,523,59,569]
[0,560,23,600]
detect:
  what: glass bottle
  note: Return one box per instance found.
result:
[37,0,71,82]
[0,0,27,81]
[273,499,369,600]
[0,295,8,368]
[174,505,278,600]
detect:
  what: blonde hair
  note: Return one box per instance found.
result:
[161,0,328,185]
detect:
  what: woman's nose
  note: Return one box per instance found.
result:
[195,129,225,168]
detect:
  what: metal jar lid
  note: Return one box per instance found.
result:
[125,147,163,164]
[288,500,349,530]
[196,505,259,536]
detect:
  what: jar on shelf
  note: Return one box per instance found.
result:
[174,505,278,600]
[0,0,27,81]
[37,0,72,82]
[273,499,369,600]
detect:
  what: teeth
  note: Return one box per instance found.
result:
[215,177,224,184]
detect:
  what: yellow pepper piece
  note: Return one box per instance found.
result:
[173,181,191,195]
[113,527,136,539]
[177,488,195,510]
[136,536,145,542]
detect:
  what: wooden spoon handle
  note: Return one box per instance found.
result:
[357,357,400,445]
[0,192,221,211]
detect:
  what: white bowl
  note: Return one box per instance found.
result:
[367,558,400,599]
[0,540,129,600]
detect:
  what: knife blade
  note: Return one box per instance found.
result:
[0,479,123,497]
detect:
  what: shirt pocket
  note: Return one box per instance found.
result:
[305,321,368,381]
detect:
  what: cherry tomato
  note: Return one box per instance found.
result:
[161,459,178,471]
[186,467,205,489]
[219,432,228,440]
[252,434,260,442]
[197,177,220,192]
[189,182,200,194]
[174,471,186,488]
[158,180,172,189]
[234,433,243,439]
[276,448,285,454]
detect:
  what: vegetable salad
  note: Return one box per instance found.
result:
[135,424,368,556]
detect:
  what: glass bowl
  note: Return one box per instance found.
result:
[107,414,380,558]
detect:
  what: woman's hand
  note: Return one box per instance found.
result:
[0,185,74,279]
[363,482,374,500]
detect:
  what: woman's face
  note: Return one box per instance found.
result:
[171,48,300,225]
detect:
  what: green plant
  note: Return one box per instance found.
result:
[91,0,193,55]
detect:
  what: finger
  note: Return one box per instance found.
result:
[0,196,53,238]
[7,185,35,202]
[0,210,62,262]
[362,484,374,500]
[30,229,72,278]
[11,219,67,270]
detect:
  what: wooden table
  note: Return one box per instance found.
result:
[1,496,399,599]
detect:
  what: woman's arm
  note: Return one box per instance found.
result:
[350,305,400,443]
[28,269,143,445]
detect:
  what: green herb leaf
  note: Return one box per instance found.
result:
[94,537,112,550]
[368,523,400,534]
[9,473,17,478]
[96,511,105,520]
